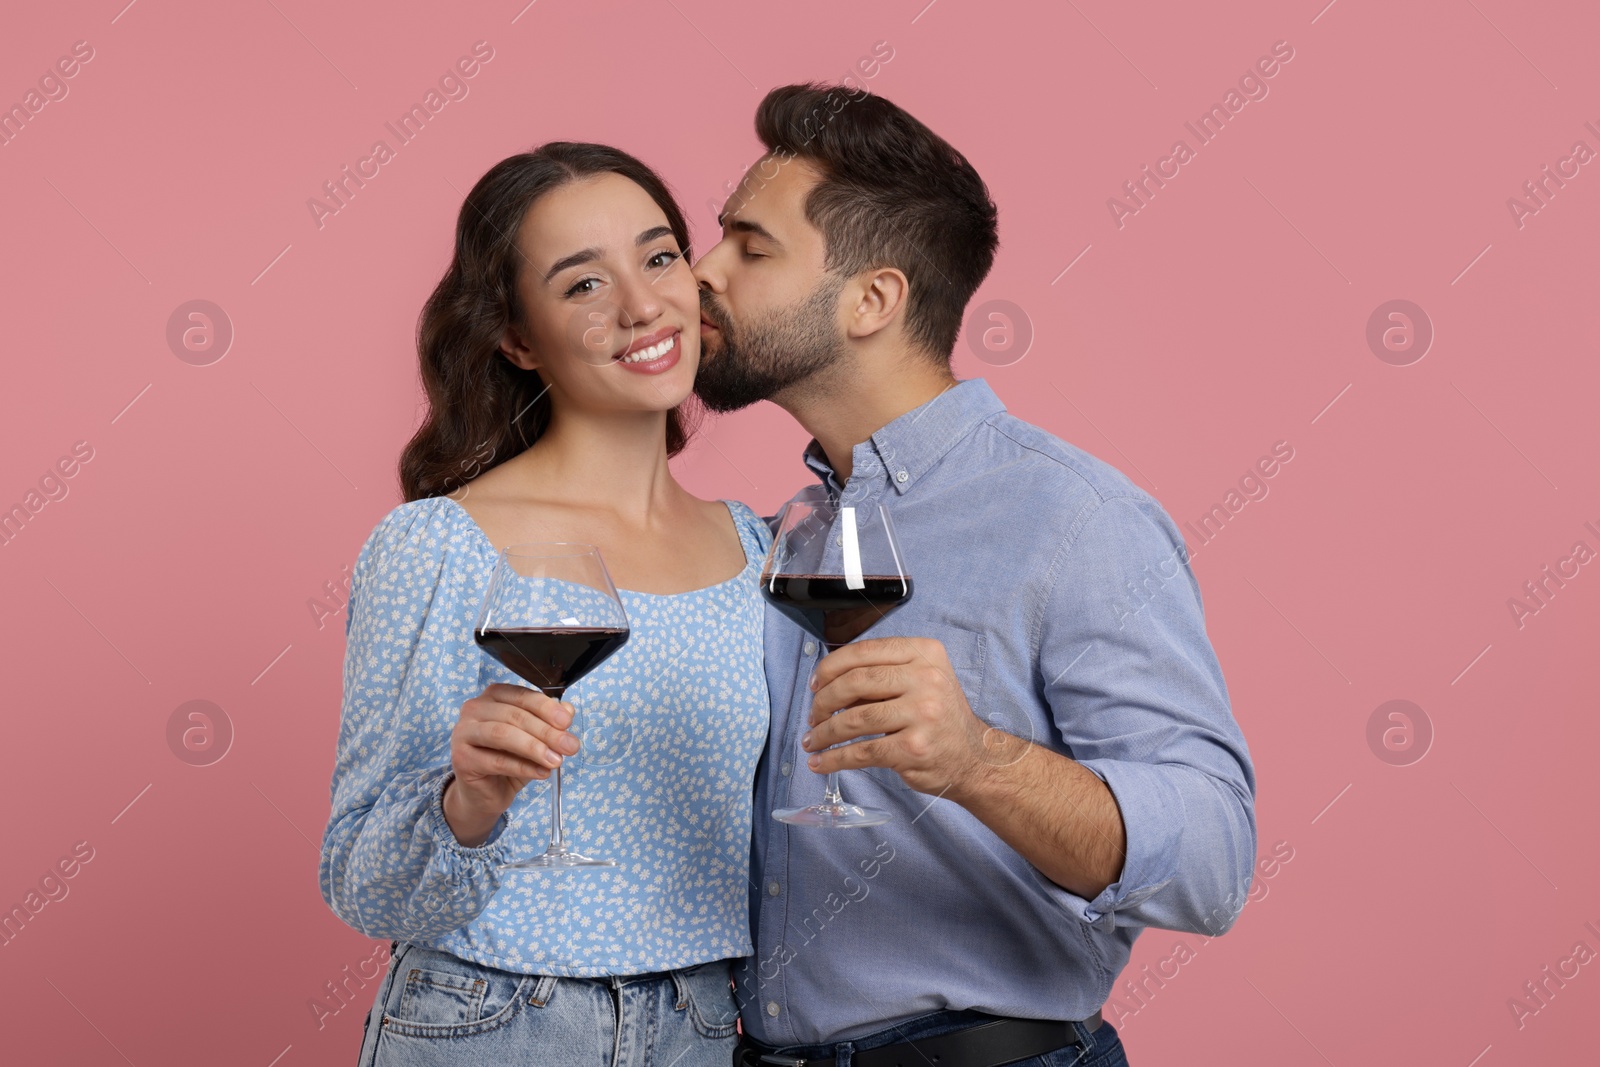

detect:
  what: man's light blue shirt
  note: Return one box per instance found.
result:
[736,377,1257,1046]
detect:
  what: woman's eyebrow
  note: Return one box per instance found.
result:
[543,246,600,281]
[543,226,677,282]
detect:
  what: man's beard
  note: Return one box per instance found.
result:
[693,278,845,413]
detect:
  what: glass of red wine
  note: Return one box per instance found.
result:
[473,543,631,869]
[760,500,913,828]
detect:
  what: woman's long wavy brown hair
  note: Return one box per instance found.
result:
[399,142,699,503]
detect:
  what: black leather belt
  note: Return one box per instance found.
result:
[733,1011,1102,1067]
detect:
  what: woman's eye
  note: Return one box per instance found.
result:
[564,277,600,298]
[647,250,681,269]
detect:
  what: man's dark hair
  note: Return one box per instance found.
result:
[753,82,999,361]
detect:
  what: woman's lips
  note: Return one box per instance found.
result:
[614,329,681,375]
[613,324,676,360]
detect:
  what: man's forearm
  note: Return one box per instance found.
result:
[949,738,1127,901]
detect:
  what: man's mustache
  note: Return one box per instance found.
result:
[699,290,733,333]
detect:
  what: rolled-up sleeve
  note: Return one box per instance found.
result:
[318,503,513,942]
[1034,494,1257,934]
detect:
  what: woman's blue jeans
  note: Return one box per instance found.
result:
[355,940,739,1066]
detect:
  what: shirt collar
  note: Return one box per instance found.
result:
[799,378,1007,496]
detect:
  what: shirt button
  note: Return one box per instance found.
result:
[766,1001,781,1017]
[768,881,781,896]
[895,470,909,483]
[803,641,817,656]
[834,535,843,546]
[780,761,792,776]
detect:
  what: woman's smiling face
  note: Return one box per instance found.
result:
[500,171,701,419]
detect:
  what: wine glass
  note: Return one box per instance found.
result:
[473,543,630,869]
[760,501,913,828]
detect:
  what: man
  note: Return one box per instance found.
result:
[692,83,1256,1067]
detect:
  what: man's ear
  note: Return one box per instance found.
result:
[844,267,909,341]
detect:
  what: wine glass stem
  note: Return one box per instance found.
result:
[816,650,848,808]
[546,687,568,854]
[821,771,845,807]
[548,763,566,851]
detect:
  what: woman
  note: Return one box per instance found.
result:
[318,142,771,1066]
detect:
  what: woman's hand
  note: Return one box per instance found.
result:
[444,683,581,842]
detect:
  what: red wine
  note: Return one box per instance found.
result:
[474,627,629,693]
[761,574,913,650]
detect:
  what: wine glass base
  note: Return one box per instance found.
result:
[498,849,617,870]
[773,802,892,828]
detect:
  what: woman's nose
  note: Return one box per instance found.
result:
[615,275,662,329]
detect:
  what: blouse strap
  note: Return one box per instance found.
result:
[723,499,768,567]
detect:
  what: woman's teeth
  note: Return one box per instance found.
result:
[618,333,676,363]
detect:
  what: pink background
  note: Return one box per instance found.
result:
[2,0,1597,1064]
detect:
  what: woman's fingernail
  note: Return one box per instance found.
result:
[801,731,813,750]
[807,754,821,770]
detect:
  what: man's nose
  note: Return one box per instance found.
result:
[691,244,725,292]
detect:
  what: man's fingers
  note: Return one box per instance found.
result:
[810,665,907,725]
[809,636,925,691]
[804,700,901,751]
[807,736,890,775]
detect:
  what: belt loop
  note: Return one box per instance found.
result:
[1066,1019,1094,1055]
[526,974,558,1008]
[669,967,689,1011]
[836,1038,854,1067]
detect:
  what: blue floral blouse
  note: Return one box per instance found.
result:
[318,494,772,976]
